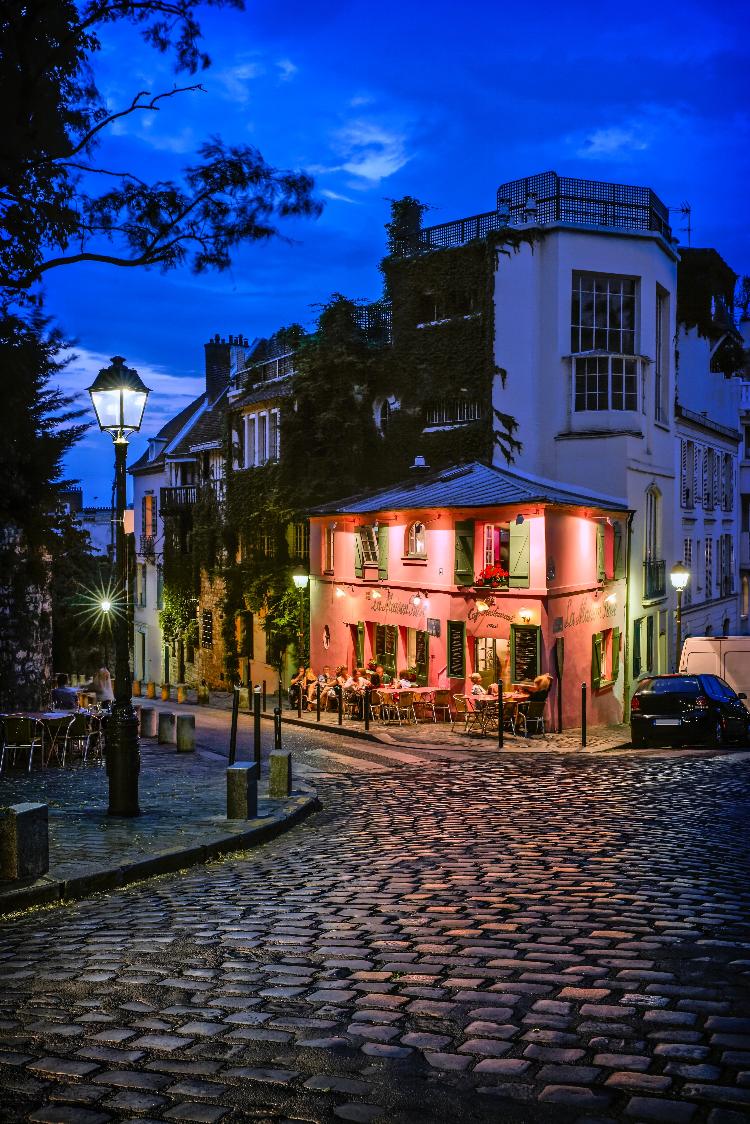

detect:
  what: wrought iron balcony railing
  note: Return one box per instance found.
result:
[139,534,156,560]
[160,479,225,511]
[644,558,666,600]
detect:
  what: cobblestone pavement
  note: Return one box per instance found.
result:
[1,750,749,1123]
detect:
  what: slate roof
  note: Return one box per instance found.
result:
[129,394,205,475]
[168,388,228,456]
[232,376,294,410]
[310,461,629,515]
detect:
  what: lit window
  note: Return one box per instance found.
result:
[358,525,379,564]
[292,521,309,560]
[324,525,335,572]
[407,520,427,557]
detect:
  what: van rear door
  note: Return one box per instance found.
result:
[684,652,718,677]
[723,649,750,698]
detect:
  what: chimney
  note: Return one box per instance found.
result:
[410,454,430,473]
[204,333,250,402]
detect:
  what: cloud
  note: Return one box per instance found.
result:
[578,126,649,157]
[276,58,298,81]
[312,119,412,186]
[349,94,374,108]
[570,105,689,160]
[215,59,264,104]
[320,188,358,203]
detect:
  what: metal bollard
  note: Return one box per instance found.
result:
[158,710,175,744]
[337,684,343,726]
[253,685,262,772]
[581,681,587,748]
[316,682,321,722]
[278,680,282,714]
[497,679,504,749]
[364,685,371,731]
[229,686,240,765]
[262,679,267,712]
[139,706,157,738]
[273,706,282,750]
[176,713,195,752]
[297,678,303,718]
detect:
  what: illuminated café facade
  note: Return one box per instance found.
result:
[309,461,631,730]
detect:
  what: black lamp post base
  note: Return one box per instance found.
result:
[106,701,141,816]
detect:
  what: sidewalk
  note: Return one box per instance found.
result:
[0,730,318,917]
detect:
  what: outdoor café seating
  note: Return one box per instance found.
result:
[1,715,44,773]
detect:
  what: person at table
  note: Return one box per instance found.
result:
[397,669,414,689]
[376,665,392,686]
[51,673,78,710]
[369,665,383,689]
[469,672,487,696]
[487,681,499,697]
[527,673,551,697]
[308,665,332,706]
[289,665,307,709]
[92,666,114,707]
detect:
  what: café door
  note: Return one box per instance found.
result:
[475,637,508,689]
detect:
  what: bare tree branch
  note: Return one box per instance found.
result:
[58,85,204,161]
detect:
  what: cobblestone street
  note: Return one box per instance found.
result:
[0,749,749,1123]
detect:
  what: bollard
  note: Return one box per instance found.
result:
[316,682,321,722]
[197,681,210,706]
[268,751,292,799]
[161,683,170,702]
[229,686,240,766]
[581,681,587,748]
[132,678,142,697]
[177,684,188,704]
[139,706,157,738]
[497,679,504,749]
[262,679,267,712]
[364,685,371,731]
[176,713,195,752]
[253,685,262,772]
[238,686,250,710]
[273,706,282,750]
[297,678,303,718]
[278,680,282,714]
[158,710,175,744]
[145,680,156,700]
[337,684,343,726]
[226,763,258,819]
[0,803,49,880]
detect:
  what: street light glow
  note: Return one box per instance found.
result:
[670,561,690,591]
[100,598,112,613]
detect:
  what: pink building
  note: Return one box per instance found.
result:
[309,462,631,730]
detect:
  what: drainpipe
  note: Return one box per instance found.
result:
[622,510,635,720]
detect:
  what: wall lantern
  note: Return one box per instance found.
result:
[519,608,532,624]
[371,589,382,600]
[476,600,490,613]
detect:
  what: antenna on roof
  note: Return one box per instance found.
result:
[668,202,692,246]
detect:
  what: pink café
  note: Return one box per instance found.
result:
[308,461,631,731]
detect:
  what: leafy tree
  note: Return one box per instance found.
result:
[0,0,321,306]
[50,515,115,675]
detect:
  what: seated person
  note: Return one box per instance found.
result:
[487,681,499,697]
[369,665,383,689]
[308,665,332,705]
[51,673,79,710]
[320,666,343,710]
[469,672,487,696]
[288,665,306,709]
[376,665,392,686]
[526,673,551,699]
[397,669,414,689]
[91,666,114,707]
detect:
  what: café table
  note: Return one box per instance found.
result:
[464,691,529,735]
[373,686,435,724]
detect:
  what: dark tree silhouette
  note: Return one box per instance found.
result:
[0,0,321,305]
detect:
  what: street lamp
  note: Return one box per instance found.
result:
[292,564,309,665]
[669,560,690,671]
[88,356,150,816]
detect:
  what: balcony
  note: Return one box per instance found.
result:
[644,558,666,600]
[160,479,225,511]
[139,535,156,560]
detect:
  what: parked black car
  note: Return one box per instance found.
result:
[630,674,750,747]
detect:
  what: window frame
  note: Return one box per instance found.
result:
[406,519,427,559]
[571,271,637,356]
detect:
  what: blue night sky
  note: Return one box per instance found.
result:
[53,0,750,501]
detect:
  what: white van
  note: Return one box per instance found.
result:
[679,637,750,698]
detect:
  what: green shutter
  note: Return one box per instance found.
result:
[592,632,603,689]
[356,621,365,666]
[596,522,606,582]
[508,520,530,587]
[611,626,620,682]
[613,520,625,580]
[378,523,389,580]
[633,618,642,677]
[354,533,363,579]
[447,620,466,678]
[415,631,429,686]
[454,520,474,584]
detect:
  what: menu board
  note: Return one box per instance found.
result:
[415,630,428,668]
[427,617,441,638]
[447,620,465,679]
[512,625,540,682]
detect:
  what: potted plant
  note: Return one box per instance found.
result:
[475,563,509,589]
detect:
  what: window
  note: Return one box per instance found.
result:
[358,525,379,564]
[407,520,427,558]
[479,521,529,588]
[571,273,636,355]
[646,615,654,672]
[654,287,669,422]
[705,539,713,599]
[425,399,483,426]
[483,522,510,575]
[142,493,157,537]
[136,563,147,608]
[719,533,734,597]
[574,356,638,412]
[269,409,280,462]
[244,414,256,468]
[633,618,642,677]
[201,609,213,649]
[258,413,268,464]
[156,564,164,610]
[324,525,335,572]
[745,426,750,461]
[259,528,275,558]
[721,453,733,512]
[742,575,749,619]
[680,441,695,509]
[644,487,661,562]
[592,626,620,689]
[682,539,692,606]
[292,521,309,559]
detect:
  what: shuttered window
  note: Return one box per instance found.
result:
[454,520,475,584]
[508,521,530,588]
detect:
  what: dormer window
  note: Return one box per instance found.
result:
[407,520,427,557]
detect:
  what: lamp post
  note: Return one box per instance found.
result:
[292,564,310,666]
[669,561,690,672]
[88,357,150,816]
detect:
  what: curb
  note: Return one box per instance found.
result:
[0,790,320,918]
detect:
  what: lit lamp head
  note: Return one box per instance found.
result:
[292,564,309,590]
[670,561,690,593]
[100,599,112,613]
[519,608,532,624]
[87,356,150,442]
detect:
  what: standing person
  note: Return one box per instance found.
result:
[92,667,114,707]
[289,665,306,709]
[51,673,79,710]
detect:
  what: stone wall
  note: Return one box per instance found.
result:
[0,528,53,711]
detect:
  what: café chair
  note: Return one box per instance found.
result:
[2,716,44,772]
[392,690,417,725]
[516,697,547,737]
[452,695,480,734]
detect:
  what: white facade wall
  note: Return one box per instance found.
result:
[493,224,679,691]
[131,467,167,685]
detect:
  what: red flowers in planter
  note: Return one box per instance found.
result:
[476,563,509,587]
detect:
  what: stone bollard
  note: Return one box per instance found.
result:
[158,711,176,744]
[177,684,188,704]
[132,678,141,697]
[0,803,49,881]
[197,683,210,706]
[161,683,171,701]
[238,686,250,710]
[176,714,195,753]
[146,681,156,700]
[139,706,157,738]
[268,751,292,799]
[226,763,258,819]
